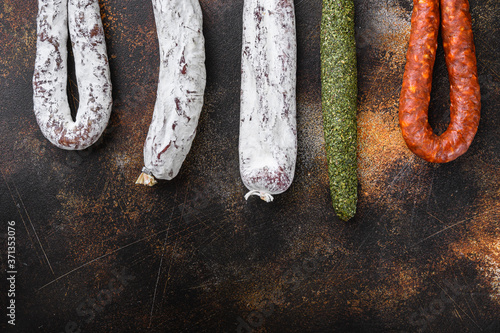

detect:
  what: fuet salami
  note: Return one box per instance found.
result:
[136,0,206,186]
[33,0,112,150]
[239,0,297,202]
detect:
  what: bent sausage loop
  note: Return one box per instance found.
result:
[399,0,480,163]
[33,0,112,150]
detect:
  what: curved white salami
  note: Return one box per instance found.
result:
[136,0,206,186]
[32,0,112,150]
[239,0,297,202]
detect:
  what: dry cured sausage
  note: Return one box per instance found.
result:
[399,0,480,163]
[239,0,297,202]
[136,0,206,186]
[137,0,206,186]
[321,0,358,221]
[33,0,112,150]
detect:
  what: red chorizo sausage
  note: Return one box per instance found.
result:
[399,0,480,163]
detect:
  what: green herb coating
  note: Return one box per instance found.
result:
[320,0,358,221]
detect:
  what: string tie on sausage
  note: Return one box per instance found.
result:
[244,190,274,202]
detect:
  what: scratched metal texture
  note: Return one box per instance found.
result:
[1,0,499,332]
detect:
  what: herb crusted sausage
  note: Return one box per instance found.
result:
[399,0,480,163]
[321,0,358,221]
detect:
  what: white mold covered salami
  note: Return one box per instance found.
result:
[239,0,297,202]
[136,0,206,186]
[33,0,112,150]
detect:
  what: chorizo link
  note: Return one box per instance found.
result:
[399,0,480,163]
[136,0,206,186]
[33,0,112,150]
[239,0,297,202]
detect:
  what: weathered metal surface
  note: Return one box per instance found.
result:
[0,0,499,332]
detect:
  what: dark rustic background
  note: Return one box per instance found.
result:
[1,0,499,332]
